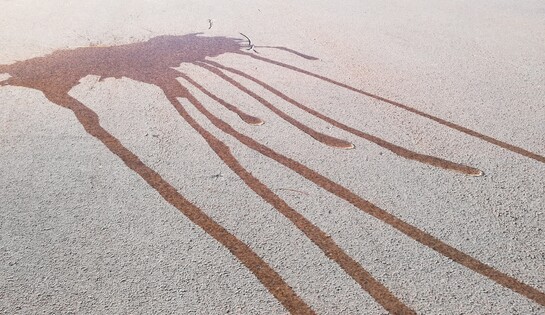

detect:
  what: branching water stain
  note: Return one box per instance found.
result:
[1,33,544,313]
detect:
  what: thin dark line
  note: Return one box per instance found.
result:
[196,62,354,150]
[174,69,545,307]
[237,51,545,164]
[163,76,416,315]
[252,46,319,60]
[187,78,263,125]
[204,60,483,176]
[240,33,252,46]
[239,33,255,51]
[42,91,315,315]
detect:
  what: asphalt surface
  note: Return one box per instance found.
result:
[1,1,544,314]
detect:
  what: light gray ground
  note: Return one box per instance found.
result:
[1,0,544,314]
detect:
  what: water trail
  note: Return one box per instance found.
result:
[204,60,482,176]
[0,34,354,313]
[195,62,354,150]
[170,75,416,314]
[238,51,545,164]
[191,80,263,125]
[38,91,314,314]
[172,78,545,307]
[253,46,320,60]
[2,33,543,310]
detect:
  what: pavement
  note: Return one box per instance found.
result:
[1,0,544,314]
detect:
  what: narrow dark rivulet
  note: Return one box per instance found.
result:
[0,34,314,314]
[182,92,545,307]
[173,65,545,307]
[195,62,354,149]
[238,51,545,165]
[201,60,482,176]
[253,46,320,60]
[41,91,314,314]
[160,77,415,314]
[1,33,544,312]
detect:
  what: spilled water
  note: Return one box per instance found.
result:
[1,33,544,313]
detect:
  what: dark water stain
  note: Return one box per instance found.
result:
[1,33,544,312]
[239,51,545,165]
[196,62,355,150]
[1,34,314,314]
[199,60,483,175]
